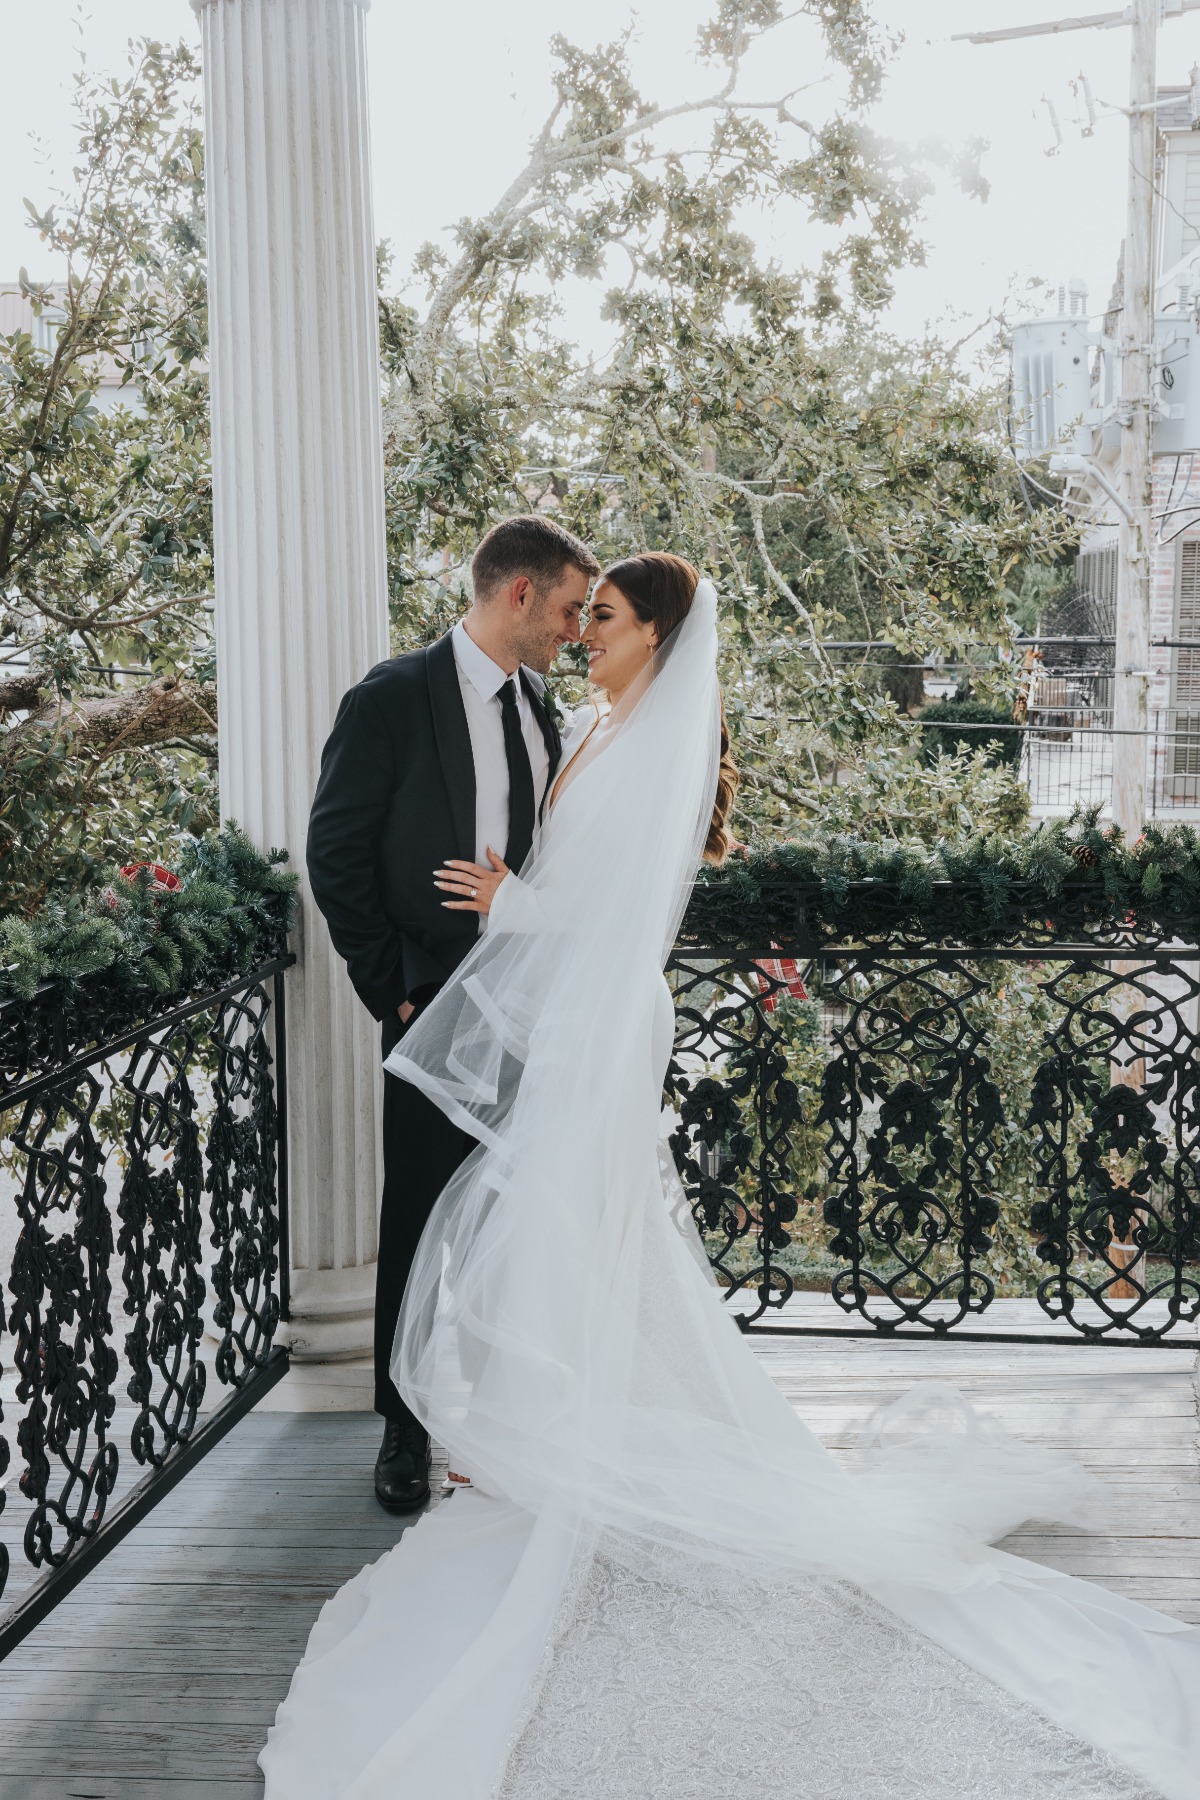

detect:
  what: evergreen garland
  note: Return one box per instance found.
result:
[0,824,297,1006]
[687,808,1200,946]
[9,807,1200,1013]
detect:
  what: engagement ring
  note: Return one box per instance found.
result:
[470,887,478,899]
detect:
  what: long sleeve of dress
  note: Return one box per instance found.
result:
[486,869,545,936]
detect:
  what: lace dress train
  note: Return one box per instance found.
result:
[500,1539,1163,1800]
[261,1479,1200,1799]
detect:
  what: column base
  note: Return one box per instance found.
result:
[282,1263,377,1363]
[257,1355,376,1413]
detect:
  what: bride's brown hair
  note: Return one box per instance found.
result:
[599,551,739,865]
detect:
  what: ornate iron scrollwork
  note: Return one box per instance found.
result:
[9,1072,119,1570]
[666,956,802,1321]
[206,984,281,1387]
[0,956,290,1611]
[118,1024,207,1469]
[1028,957,1200,1338]
[665,922,1200,1341]
[818,957,1005,1331]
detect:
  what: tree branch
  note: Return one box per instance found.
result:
[5,673,218,761]
[738,762,821,812]
[402,15,810,424]
[0,670,46,715]
[17,588,213,633]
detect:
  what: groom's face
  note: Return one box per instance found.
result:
[516,568,591,674]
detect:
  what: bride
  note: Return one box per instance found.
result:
[261,555,1200,1799]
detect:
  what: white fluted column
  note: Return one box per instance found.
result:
[192,0,388,1369]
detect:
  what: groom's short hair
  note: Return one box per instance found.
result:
[472,514,600,601]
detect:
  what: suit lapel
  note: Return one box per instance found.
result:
[426,633,477,863]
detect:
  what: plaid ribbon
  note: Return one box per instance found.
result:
[753,944,809,1012]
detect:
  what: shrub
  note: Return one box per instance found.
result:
[918,700,1019,767]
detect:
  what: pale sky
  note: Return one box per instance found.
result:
[3,0,1200,350]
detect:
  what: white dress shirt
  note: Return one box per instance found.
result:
[451,620,551,868]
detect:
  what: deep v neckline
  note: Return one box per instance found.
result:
[547,708,604,813]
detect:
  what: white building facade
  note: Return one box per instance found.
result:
[1068,85,1200,818]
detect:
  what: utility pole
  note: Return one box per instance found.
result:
[1113,0,1157,839]
[957,0,1195,836]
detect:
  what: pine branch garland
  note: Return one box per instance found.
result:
[0,824,297,1005]
[688,808,1200,946]
[10,805,1195,1014]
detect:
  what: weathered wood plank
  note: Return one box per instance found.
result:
[0,1315,1193,1793]
[0,1784,265,1800]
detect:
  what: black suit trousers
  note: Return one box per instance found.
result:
[374,1012,474,1426]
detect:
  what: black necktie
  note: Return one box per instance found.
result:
[499,678,536,871]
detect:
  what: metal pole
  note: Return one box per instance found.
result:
[273,966,291,1324]
[1112,0,1158,838]
[1108,0,1159,1306]
[953,0,1200,43]
[954,10,1131,41]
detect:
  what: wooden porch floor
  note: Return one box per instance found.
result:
[0,1303,1196,1798]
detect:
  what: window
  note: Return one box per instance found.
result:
[31,304,67,357]
[1171,539,1200,790]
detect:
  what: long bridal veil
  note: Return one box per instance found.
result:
[262,579,1200,1800]
[386,579,1093,1590]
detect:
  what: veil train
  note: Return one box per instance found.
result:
[260,582,1200,1800]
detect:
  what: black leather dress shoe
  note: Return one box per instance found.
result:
[374,1418,431,1513]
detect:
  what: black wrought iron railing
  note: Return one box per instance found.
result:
[668,880,1200,1345]
[0,944,293,1657]
[4,867,1197,1662]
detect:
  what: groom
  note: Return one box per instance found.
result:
[307,514,600,1510]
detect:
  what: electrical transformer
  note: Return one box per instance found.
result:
[1152,310,1200,455]
[1010,313,1093,461]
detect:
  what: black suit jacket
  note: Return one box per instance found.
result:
[306,632,561,1036]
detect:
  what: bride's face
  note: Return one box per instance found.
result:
[582,579,657,698]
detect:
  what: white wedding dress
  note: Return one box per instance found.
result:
[261,585,1200,1799]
